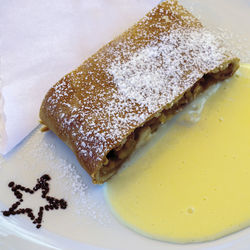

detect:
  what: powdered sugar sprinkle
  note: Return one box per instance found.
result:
[108,27,230,113]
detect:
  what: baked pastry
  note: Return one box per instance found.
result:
[40,0,239,184]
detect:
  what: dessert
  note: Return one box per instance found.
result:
[40,0,239,184]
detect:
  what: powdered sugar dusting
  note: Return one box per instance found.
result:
[214,27,250,63]
[48,158,111,225]
[42,0,237,171]
[108,27,229,113]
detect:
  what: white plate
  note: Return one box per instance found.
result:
[0,0,250,249]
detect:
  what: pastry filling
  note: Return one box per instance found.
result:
[97,62,238,183]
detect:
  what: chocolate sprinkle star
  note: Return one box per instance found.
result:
[2,174,67,229]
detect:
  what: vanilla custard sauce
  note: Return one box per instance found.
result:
[105,64,250,243]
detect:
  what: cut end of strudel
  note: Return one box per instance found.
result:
[40,0,239,184]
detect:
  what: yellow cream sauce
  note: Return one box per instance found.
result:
[105,64,250,243]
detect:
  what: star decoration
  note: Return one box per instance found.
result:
[2,174,67,229]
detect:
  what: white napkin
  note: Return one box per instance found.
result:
[0,0,158,154]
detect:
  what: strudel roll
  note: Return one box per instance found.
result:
[40,0,239,184]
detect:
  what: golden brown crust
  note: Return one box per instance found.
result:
[40,0,239,184]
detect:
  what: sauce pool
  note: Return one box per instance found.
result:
[105,64,250,243]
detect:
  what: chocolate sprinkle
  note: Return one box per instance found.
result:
[2,174,68,229]
[8,182,14,188]
[3,211,10,216]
